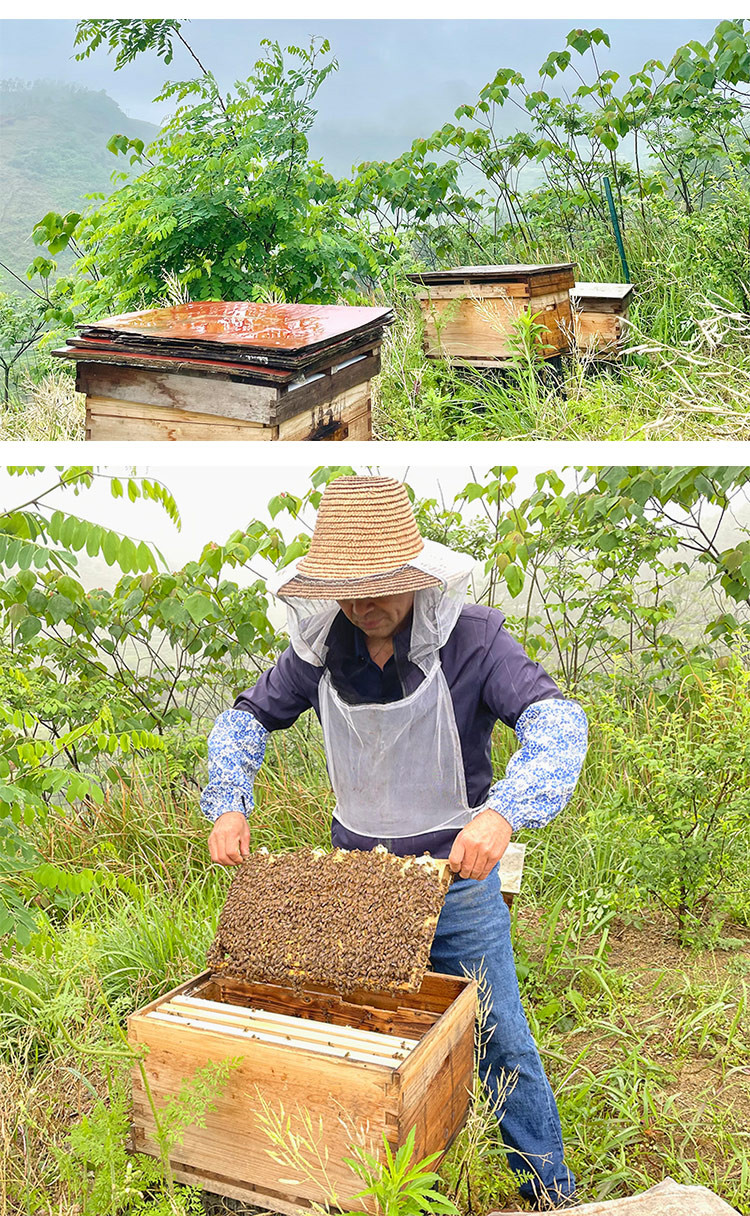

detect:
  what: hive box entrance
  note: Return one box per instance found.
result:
[128,968,477,1215]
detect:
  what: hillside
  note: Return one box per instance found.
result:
[0,79,158,290]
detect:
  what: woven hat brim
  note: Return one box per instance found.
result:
[278,566,441,600]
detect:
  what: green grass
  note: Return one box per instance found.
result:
[373,293,750,442]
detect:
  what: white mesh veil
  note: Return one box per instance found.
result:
[266,538,475,672]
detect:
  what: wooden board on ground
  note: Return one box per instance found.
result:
[128,968,477,1214]
[566,1177,737,1214]
[406,263,575,363]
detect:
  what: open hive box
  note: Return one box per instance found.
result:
[128,849,477,1214]
[406,263,575,365]
[53,301,393,442]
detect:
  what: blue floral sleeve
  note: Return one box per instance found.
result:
[199,709,269,822]
[486,698,588,830]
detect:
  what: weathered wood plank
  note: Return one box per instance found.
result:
[278,385,371,441]
[574,311,624,353]
[85,397,278,441]
[84,381,371,440]
[165,1160,320,1216]
[570,281,633,303]
[78,363,278,423]
[130,1020,395,1209]
[129,971,473,1213]
[414,283,531,301]
[397,979,476,1161]
[407,262,574,285]
[275,347,380,422]
[419,292,572,361]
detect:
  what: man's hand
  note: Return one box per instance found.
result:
[448,808,512,881]
[208,810,250,866]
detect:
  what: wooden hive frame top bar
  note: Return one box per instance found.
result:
[144,993,420,1067]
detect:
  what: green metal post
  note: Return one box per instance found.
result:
[603,176,630,283]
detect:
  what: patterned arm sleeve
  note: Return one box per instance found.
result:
[199,709,269,823]
[486,698,588,831]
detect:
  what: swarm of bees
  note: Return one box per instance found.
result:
[206,847,453,994]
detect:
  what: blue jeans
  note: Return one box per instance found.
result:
[429,866,575,1208]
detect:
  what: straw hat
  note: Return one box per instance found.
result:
[277,476,441,600]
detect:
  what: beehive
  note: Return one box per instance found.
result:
[53,302,393,441]
[128,968,477,1214]
[406,263,576,364]
[569,281,633,357]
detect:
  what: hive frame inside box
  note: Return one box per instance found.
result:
[412,266,575,365]
[129,968,477,1215]
[73,342,380,442]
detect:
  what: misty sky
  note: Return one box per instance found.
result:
[1,19,721,174]
[0,462,511,586]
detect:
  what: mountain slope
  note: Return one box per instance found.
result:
[0,79,158,290]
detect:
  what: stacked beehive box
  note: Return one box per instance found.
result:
[569,282,634,357]
[54,301,393,441]
[128,849,477,1214]
[406,263,576,365]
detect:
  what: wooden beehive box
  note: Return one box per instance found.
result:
[129,968,477,1215]
[569,282,633,357]
[406,263,576,364]
[53,302,393,441]
[68,347,379,441]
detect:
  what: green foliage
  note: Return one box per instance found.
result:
[1,462,749,1214]
[74,19,184,70]
[31,30,374,318]
[54,1084,162,1214]
[605,662,750,942]
[428,465,750,689]
[9,20,750,442]
[53,1062,238,1216]
[344,1127,460,1216]
[0,293,49,403]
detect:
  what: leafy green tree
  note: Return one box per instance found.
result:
[30,24,374,319]
[411,465,750,690]
[0,292,49,403]
[605,661,750,942]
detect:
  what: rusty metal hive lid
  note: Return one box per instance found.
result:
[78,301,393,353]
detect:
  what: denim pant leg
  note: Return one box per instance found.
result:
[429,866,575,1206]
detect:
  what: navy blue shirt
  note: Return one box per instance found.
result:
[233,604,562,858]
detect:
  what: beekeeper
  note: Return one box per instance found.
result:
[201,475,587,1213]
